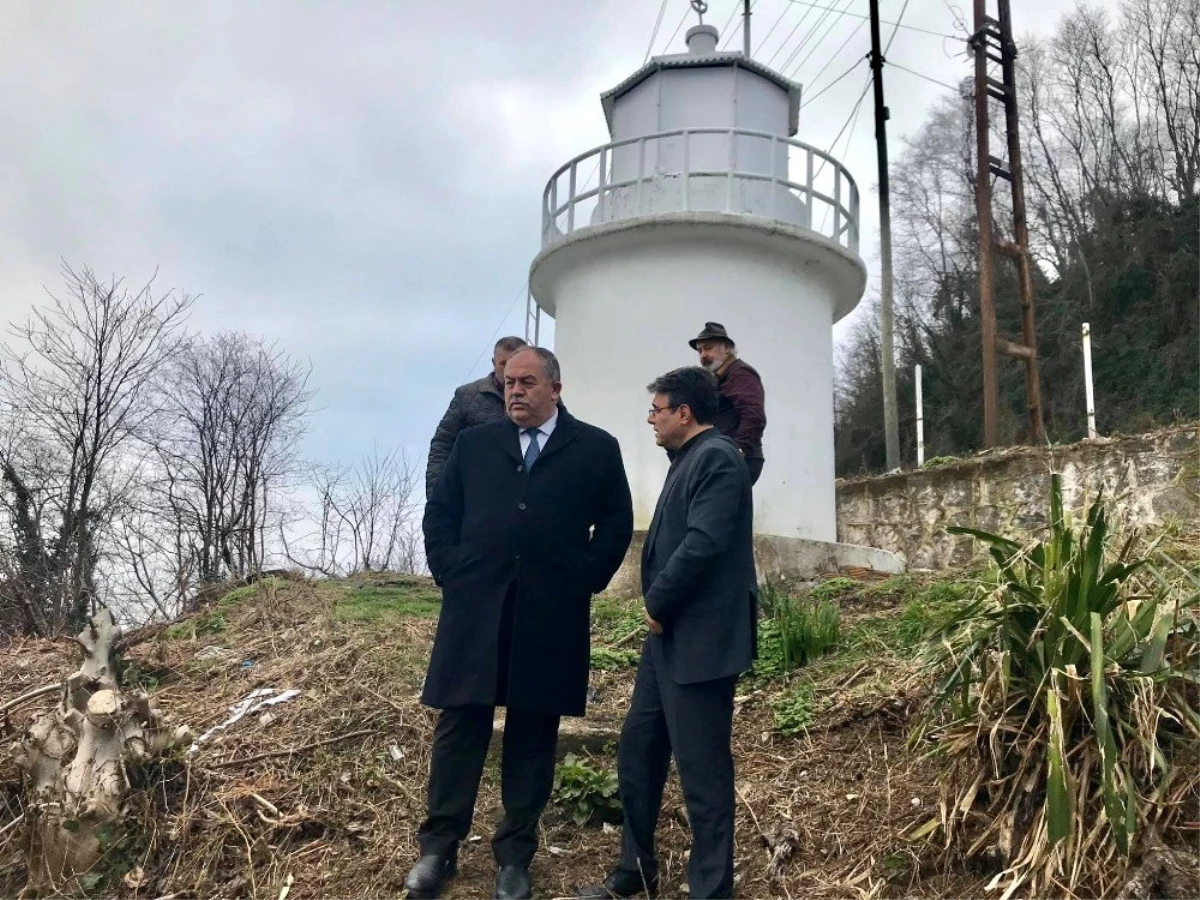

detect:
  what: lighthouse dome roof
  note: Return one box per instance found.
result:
[600,49,802,137]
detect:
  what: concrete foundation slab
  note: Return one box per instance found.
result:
[605,531,905,598]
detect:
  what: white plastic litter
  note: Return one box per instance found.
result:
[189,687,302,752]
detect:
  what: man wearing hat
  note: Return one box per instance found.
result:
[688,322,766,485]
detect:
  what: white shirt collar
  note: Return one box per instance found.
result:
[527,407,558,439]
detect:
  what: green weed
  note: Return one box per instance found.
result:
[771,680,819,735]
[589,646,639,670]
[552,753,622,826]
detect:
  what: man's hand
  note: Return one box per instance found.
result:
[643,608,663,635]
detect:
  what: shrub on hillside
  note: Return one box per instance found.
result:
[755,582,842,680]
[911,474,1199,897]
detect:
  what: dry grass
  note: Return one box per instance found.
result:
[1,569,1182,899]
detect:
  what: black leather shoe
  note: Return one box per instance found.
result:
[577,867,659,899]
[493,864,533,900]
[404,849,457,899]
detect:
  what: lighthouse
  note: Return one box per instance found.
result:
[530,19,900,573]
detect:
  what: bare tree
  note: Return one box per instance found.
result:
[0,264,192,635]
[1123,0,1200,202]
[113,332,312,615]
[285,446,423,576]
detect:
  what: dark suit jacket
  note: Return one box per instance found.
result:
[423,410,633,715]
[425,374,507,498]
[642,428,757,685]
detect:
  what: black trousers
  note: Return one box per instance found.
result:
[617,647,738,900]
[746,456,764,486]
[417,705,560,866]
[417,584,559,867]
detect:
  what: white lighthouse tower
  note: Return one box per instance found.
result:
[530,17,900,574]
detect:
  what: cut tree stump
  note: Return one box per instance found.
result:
[18,608,192,896]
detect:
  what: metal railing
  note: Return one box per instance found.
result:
[541,127,860,253]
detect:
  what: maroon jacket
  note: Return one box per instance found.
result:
[714,358,766,460]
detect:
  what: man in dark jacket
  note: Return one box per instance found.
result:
[407,347,633,900]
[689,321,766,485]
[580,367,757,900]
[425,335,527,497]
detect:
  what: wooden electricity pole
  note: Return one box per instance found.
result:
[970,0,1045,447]
[869,0,900,470]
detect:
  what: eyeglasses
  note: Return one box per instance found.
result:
[647,404,679,417]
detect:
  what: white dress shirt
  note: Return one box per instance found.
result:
[518,408,559,458]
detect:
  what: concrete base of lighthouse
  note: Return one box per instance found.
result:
[605,532,905,599]
[531,211,904,590]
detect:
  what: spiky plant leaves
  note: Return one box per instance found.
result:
[916,473,1199,895]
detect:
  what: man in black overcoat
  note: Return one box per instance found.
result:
[580,366,757,900]
[406,346,634,900]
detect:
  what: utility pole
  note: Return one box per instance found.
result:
[869,0,900,470]
[743,0,752,57]
[969,0,1045,446]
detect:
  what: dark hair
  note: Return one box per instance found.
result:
[509,345,561,383]
[494,336,528,354]
[646,366,718,424]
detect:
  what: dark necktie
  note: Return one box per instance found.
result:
[523,428,541,469]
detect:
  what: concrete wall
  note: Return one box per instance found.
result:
[835,425,1199,570]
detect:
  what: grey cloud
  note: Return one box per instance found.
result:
[0,0,1081,469]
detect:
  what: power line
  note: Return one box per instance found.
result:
[464,282,527,380]
[812,73,872,184]
[801,13,869,88]
[779,0,848,74]
[753,2,793,55]
[800,56,864,108]
[787,0,857,80]
[660,3,693,55]
[644,0,671,64]
[764,0,817,68]
[887,59,961,92]
[884,0,912,54]
[720,0,749,50]
[942,0,969,35]
[782,0,960,40]
[818,74,870,232]
[828,76,871,158]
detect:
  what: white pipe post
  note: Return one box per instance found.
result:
[915,363,925,467]
[1082,322,1096,438]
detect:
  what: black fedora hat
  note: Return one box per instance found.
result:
[688,321,734,350]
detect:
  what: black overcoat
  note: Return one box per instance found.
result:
[642,428,758,685]
[422,410,633,716]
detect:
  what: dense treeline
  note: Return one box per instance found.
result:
[835,0,1198,475]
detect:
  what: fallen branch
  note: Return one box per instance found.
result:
[612,626,644,648]
[0,683,62,716]
[207,728,375,769]
[735,783,764,837]
[0,813,25,839]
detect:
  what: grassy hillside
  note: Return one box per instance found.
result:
[1,562,1195,899]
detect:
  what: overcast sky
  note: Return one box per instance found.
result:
[0,0,1091,472]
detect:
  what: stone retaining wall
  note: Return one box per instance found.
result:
[835,425,1198,570]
